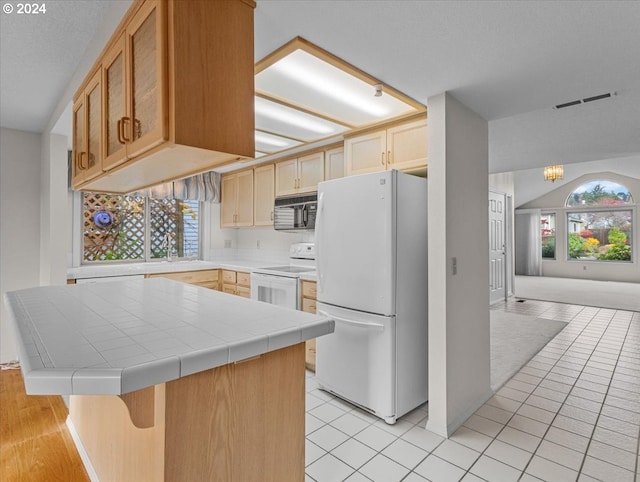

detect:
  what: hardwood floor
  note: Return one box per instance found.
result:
[0,368,89,481]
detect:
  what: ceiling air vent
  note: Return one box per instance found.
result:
[554,92,616,110]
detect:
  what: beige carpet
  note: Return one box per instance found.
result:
[490,311,567,392]
[515,275,640,312]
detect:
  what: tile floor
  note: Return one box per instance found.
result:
[304,298,640,481]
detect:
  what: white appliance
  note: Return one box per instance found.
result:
[315,170,427,424]
[251,243,316,310]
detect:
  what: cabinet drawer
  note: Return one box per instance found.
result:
[301,298,316,314]
[148,270,219,284]
[222,270,237,284]
[301,280,317,299]
[236,286,251,298]
[222,284,236,295]
[236,272,251,287]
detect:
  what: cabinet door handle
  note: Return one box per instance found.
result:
[78,152,87,170]
[121,117,131,142]
[270,211,274,221]
[117,119,125,145]
[387,150,392,164]
[381,151,385,166]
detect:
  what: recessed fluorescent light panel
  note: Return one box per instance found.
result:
[256,39,422,129]
[255,131,302,154]
[255,96,349,142]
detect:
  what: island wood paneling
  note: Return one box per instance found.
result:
[70,386,166,482]
[67,342,305,481]
[164,342,305,481]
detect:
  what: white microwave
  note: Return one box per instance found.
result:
[273,193,317,232]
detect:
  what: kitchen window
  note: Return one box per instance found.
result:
[82,192,200,263]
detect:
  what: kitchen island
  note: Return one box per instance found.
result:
[4,278,334,481]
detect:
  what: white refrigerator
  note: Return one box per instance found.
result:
[315,169,428,424]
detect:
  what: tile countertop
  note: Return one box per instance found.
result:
[4,278,333,396]
[67,259,318,282]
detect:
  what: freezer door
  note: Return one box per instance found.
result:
[316,171,396,315]
[315,303,396,422]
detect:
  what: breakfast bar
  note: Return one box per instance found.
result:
[4,278,334,481]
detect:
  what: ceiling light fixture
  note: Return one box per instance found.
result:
[255,97,335,135]
[543,165,564,182]
[255,132,291,148]
[271,53,389,117]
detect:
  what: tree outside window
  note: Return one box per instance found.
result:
[565,181,633,262]
[541,213,556,259]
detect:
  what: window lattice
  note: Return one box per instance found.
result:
[83,193,146,261]
[83,193,199,262]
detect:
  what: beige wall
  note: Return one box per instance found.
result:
[39,133,69,286]
[0,128,42,362]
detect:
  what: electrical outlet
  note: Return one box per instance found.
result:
[451,257,457,275]
[224,240,231,248]
[256,240,261,249]
[583,265,587,270]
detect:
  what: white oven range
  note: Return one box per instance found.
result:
[250,243,316,310]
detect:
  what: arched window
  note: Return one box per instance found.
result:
[566,180,633,207]
[565,180,633,262]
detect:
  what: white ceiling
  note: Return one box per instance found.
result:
[1,1,639,174]
[0,1,111,132]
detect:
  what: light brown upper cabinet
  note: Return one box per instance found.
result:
[221,170,254,228]
[275,152,324,197]
[345,118,427,176]
[324,147,345,181]
[72,69,103,187]
[254,164,275,226]
[73,0,255,194]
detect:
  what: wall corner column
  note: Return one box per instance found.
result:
[426,92,491,437]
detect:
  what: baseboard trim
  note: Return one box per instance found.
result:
[66,416,100,482]
[426,387,494,437]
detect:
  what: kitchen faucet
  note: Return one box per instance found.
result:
[162,233,173,261]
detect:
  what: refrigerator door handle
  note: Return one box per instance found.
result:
[316,192,325,293]
[318,310,385,331]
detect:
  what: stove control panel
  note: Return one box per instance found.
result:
[290,242,316,260]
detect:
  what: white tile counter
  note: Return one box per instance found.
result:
[66,259,276,280]
[5,278,333,395]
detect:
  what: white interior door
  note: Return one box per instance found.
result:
[489,191,507,304]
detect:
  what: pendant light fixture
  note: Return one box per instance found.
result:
[543,165,564,182]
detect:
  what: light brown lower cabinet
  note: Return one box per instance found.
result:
[69,342,305,481]
[222,270,251,298]
[146,269,220,290]
[300,280,318,371]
